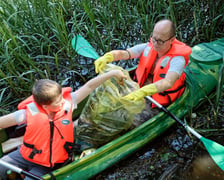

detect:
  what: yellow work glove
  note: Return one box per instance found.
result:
[94,52,114,73]
[122,84,158,101]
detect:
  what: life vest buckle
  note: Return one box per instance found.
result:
[23,142,42,159]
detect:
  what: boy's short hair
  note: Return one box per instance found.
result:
[32,79,62,105]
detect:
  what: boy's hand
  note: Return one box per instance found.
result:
[110,70,127,86]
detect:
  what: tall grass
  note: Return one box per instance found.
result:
[215,52,224,116]
[0,0,224,114]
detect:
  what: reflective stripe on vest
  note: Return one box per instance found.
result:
[27,102,39,116]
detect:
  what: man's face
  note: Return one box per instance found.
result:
[151,24,174,53]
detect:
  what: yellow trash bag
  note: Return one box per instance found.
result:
[76,64,146,150]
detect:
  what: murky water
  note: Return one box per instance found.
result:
[91,123,224,180]
[189,155,224,180]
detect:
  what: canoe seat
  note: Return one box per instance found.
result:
[2,136,24,154]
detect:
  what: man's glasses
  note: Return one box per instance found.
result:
[150,36,174,45]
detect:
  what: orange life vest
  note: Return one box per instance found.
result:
[135,39,192,107]
[18,87,75,167]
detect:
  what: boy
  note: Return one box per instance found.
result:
[0,69,127,179]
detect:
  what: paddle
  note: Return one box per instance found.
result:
[72,34,100,59]
[145,96,224,171]
[0,159,43,180]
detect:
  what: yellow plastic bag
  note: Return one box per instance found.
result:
[76,64,145,150]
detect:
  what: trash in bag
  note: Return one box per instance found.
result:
[76,64,146,150]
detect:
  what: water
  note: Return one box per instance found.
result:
[91,124,224,180]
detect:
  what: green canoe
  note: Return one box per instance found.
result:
[0,38,223,179]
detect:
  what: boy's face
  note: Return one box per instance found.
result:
[46,94,65,112]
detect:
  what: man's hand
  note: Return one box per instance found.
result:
[121,84,158,101]
[94,52,114,73]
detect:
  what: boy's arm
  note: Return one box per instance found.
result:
[0,112,19,129]
[72,70,127,104]
[0,110,26,129]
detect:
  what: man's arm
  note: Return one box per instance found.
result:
[110,50,132,61]
[110,43,147,61]
[121,57,186,101]
[94,43,147,73]
[154,71,179,92]
[155,56,186,92]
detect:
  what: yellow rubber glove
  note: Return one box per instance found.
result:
[94,52,114,73]
[122,84,158,101]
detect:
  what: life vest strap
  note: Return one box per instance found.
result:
[23,142,42,159]
[159,84,185,104]
[64,142,81,157]
[160,84,185,95]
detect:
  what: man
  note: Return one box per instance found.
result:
[94,19,192,108]
[0,69,127,179]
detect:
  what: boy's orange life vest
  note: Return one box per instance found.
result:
[18,87,74,167]
[135,39,192,107]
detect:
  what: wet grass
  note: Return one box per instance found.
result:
[0,0,223,121]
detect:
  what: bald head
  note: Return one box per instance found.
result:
[151,19,176,56]
[153,19,176,38]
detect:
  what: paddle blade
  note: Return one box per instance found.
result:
[72,34,100,59]
[201,136,224,171]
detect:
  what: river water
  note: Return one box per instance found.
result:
[90,98,224,180]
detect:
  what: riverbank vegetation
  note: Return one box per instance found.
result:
[0,0,223,129]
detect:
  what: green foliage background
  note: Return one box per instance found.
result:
[0,0,223,114]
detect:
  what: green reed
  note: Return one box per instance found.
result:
[0,0,223,114]
[215,52,224,117]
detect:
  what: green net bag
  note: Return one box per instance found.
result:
[76,64,146,150]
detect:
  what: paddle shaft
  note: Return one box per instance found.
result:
[0,159,43,180]
[146,96,202,139]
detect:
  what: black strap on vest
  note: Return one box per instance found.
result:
[159,84,185,105]
[23,142,42,159]
[64,142,81,161]
[61,142,80,168]
[23,141,80,161]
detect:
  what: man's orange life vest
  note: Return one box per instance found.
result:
[135,39,192,107]
[18,87,75,167]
